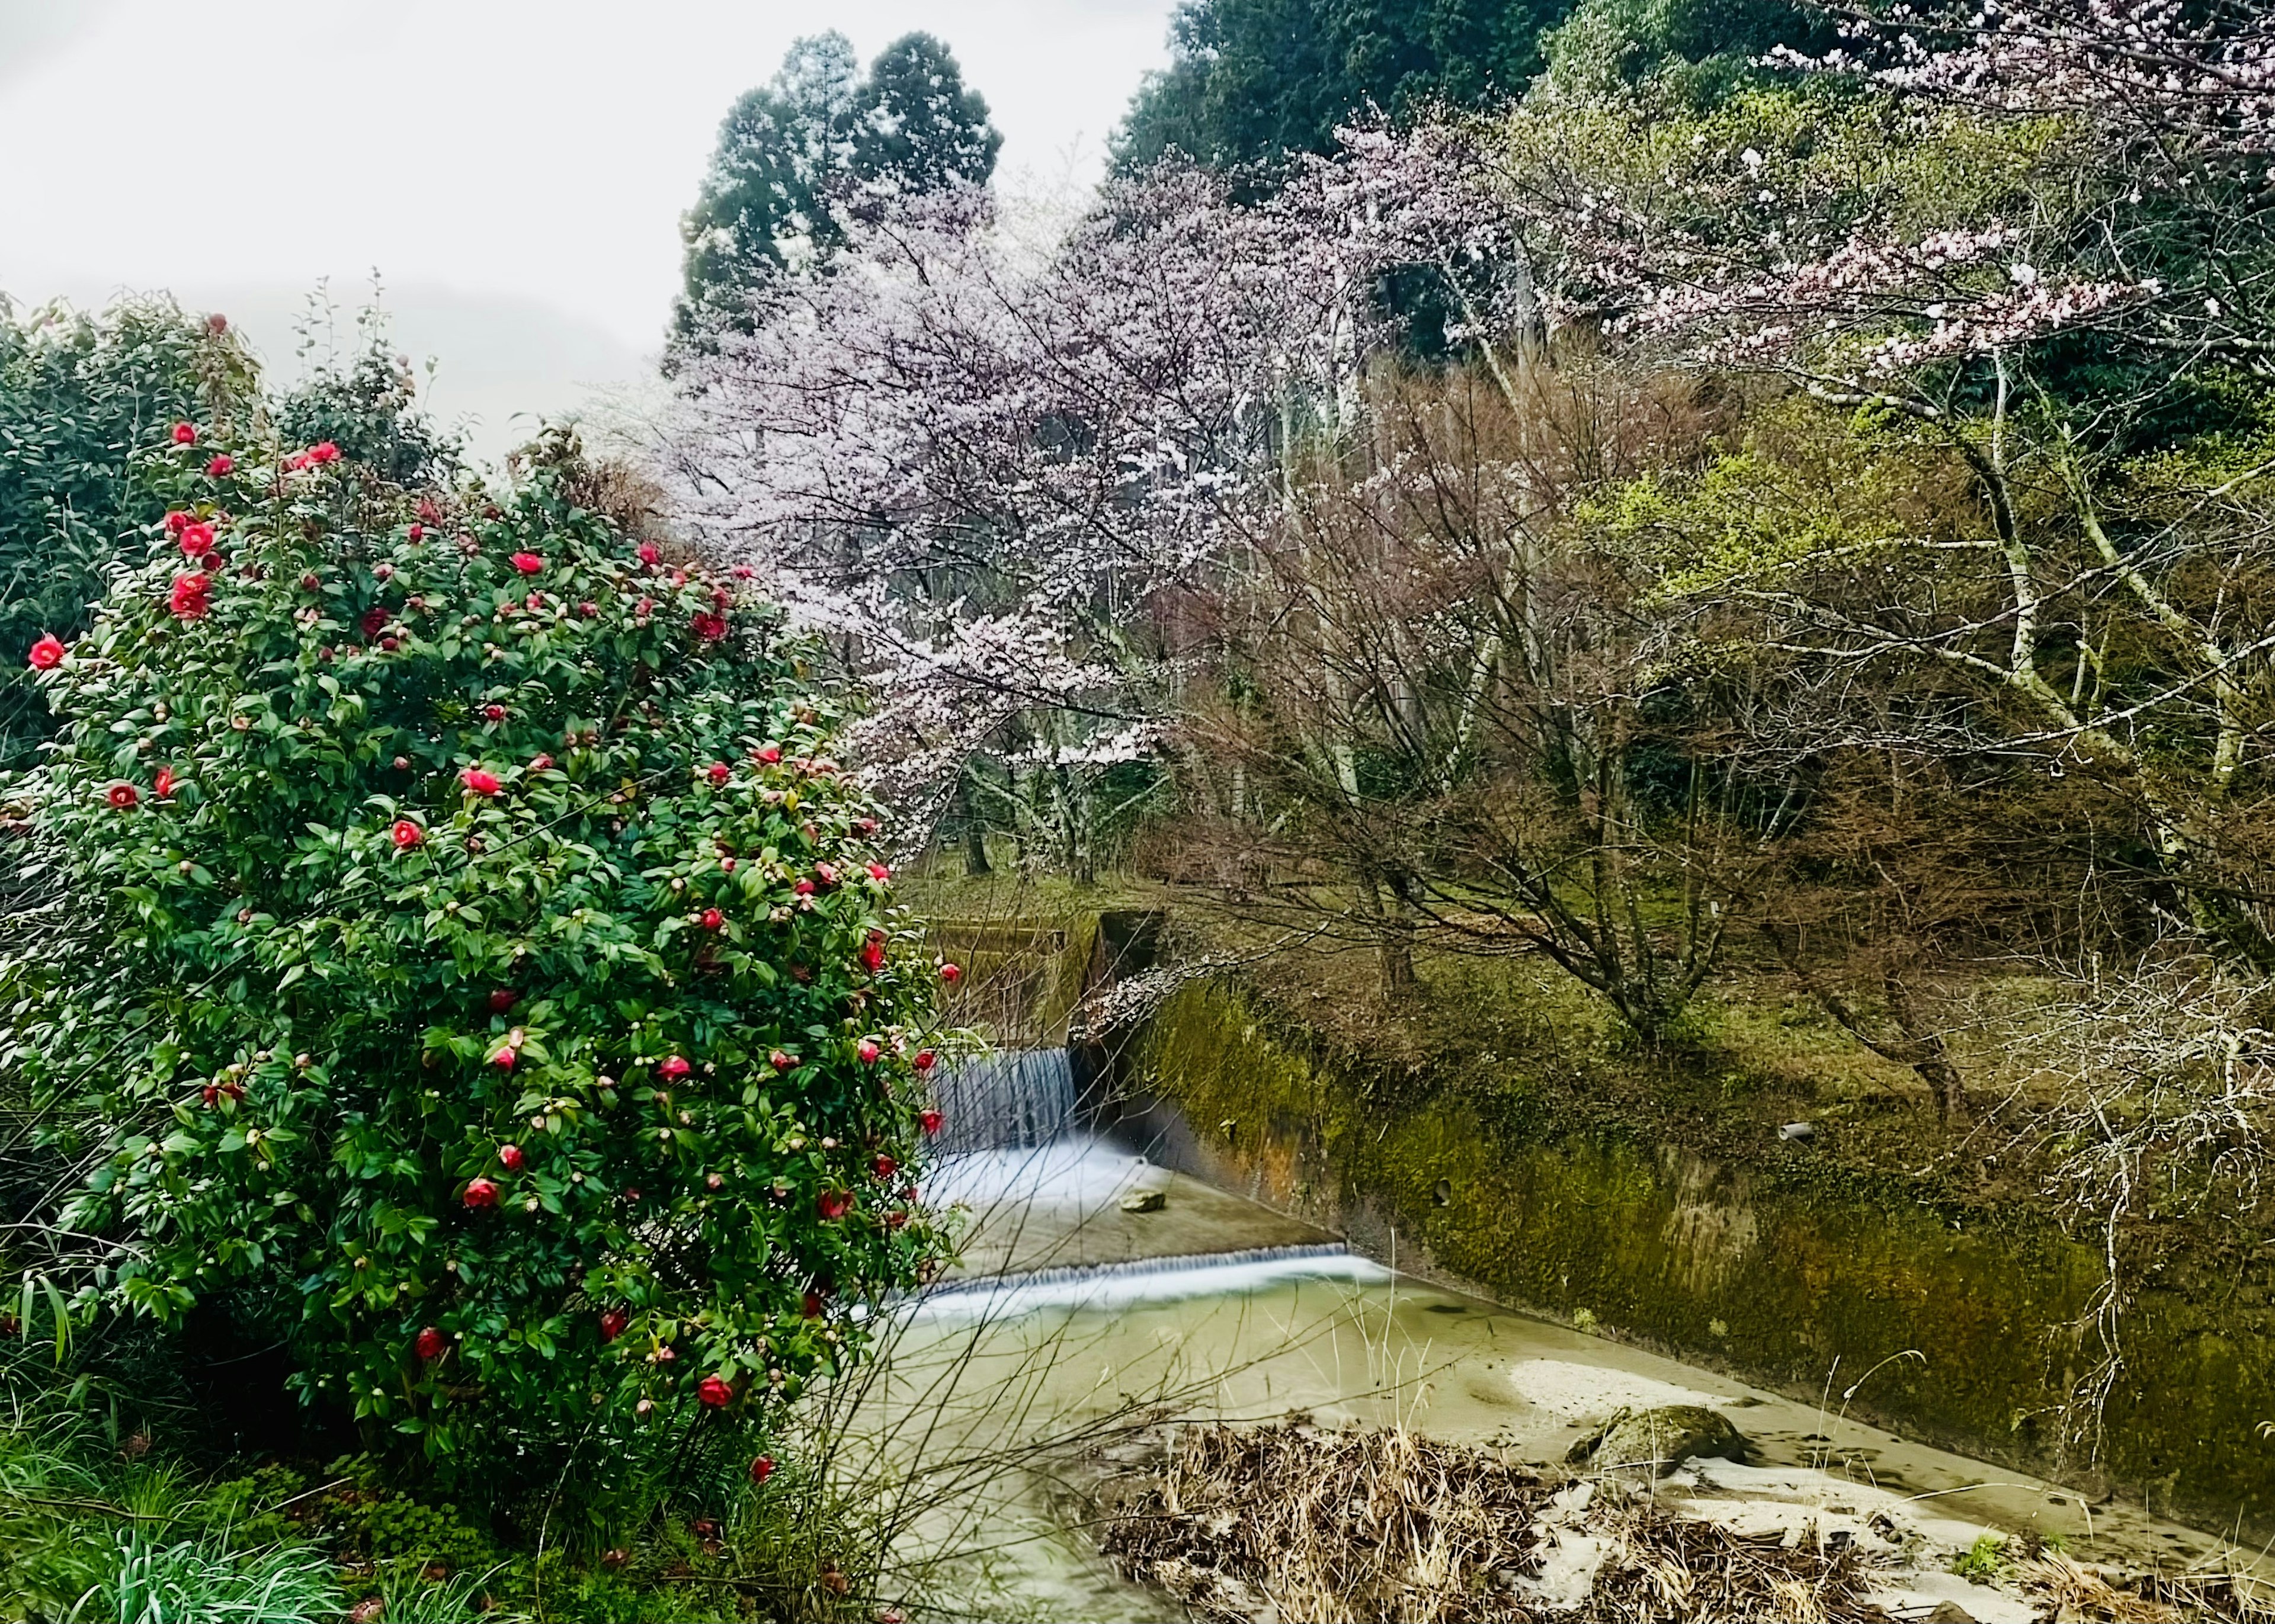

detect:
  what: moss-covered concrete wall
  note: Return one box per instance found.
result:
[1109,978,2275,1539]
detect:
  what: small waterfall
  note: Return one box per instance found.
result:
[915,1045,1370,1316]
[913,1243,1388,1318]
[922,1243,1353,1298]
[933,1048,1078,1152]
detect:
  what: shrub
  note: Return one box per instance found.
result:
[0,296,257,769]
[11,422,952,1474]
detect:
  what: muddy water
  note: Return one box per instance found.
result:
[838,1133,2256,1620]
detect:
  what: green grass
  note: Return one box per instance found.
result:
[0,1345,899,1624]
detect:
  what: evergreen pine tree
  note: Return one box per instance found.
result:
[677,32,1000,341]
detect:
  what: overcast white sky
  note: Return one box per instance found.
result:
[0,0,1176,455]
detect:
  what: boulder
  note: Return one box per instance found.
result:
[1120,1189,1168,1214]
[1565,1405,1747,1478]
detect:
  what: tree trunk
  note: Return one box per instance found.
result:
[1763,924,1967,1122]
[956,766,991,877]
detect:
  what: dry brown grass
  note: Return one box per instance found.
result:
[1091,1421,1895,1624]
[2013,1552,2275,1623]
[1095,1421,1550,1622]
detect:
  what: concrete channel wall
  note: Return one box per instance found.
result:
[1091,963,2275,1545]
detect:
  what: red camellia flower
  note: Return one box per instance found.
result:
[803,1291,824,1318]
[26,634,64,669]
[460,767,501,795]
[818,1189,851,1221]
[205,454,233,476]
[867,862,891,882]
[814,862,837,887]
[861,935,886,973]
[940,962,963,985]
[706,761,730,786]
[154,766,175,799]
[749,1455,775,1485]
[168,572,212,620]
[920,1109,944,1137]
[600,1308,629,1342]
[416,1327,446,1362]
[165,509,191,534]
[792,878,816,897]
[754,743,782,765]
[697,1375,734,1408]
[488,988,518,1013]
[528,753,553,772]
[360,607,388,637]
[171,421,197,445]
[510,551,544,574]
[309,441,340,464]
[498,1144,524,1172]
[483,704,506,722]
[914,1049,936,1071]
[179,522,216,556]
[770,1049,795,1072]
[691,611,727,641]
[659,1055,691,1080]
[636,596,655,619]
[106,782,139,810]
[578,599,598,617]
[857,1039,882,1064]
[390,819,424,849]
[637,542,660,566]
[701,907,724,931]
[491,1047,517,1070]
[874,1153,896,1180]
[463,1177,499,1208]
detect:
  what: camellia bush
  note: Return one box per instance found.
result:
[9,424,953,1472]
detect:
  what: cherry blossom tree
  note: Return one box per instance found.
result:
[658,170,1382,859]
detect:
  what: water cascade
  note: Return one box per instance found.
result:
[922,1048,1361,1301]
[931,1047,1080,1152]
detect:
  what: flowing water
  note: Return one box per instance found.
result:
[826,1050,2257,1620]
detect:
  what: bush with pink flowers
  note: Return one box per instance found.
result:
[11,424,950,1471]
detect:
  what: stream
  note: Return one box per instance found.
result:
[826,1050,2256,1621]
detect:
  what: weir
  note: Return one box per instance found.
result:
[923,1045,1353,1294]
[930,1047,1081,1152]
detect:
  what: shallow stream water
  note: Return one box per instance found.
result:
[829,1063,2257,1620]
